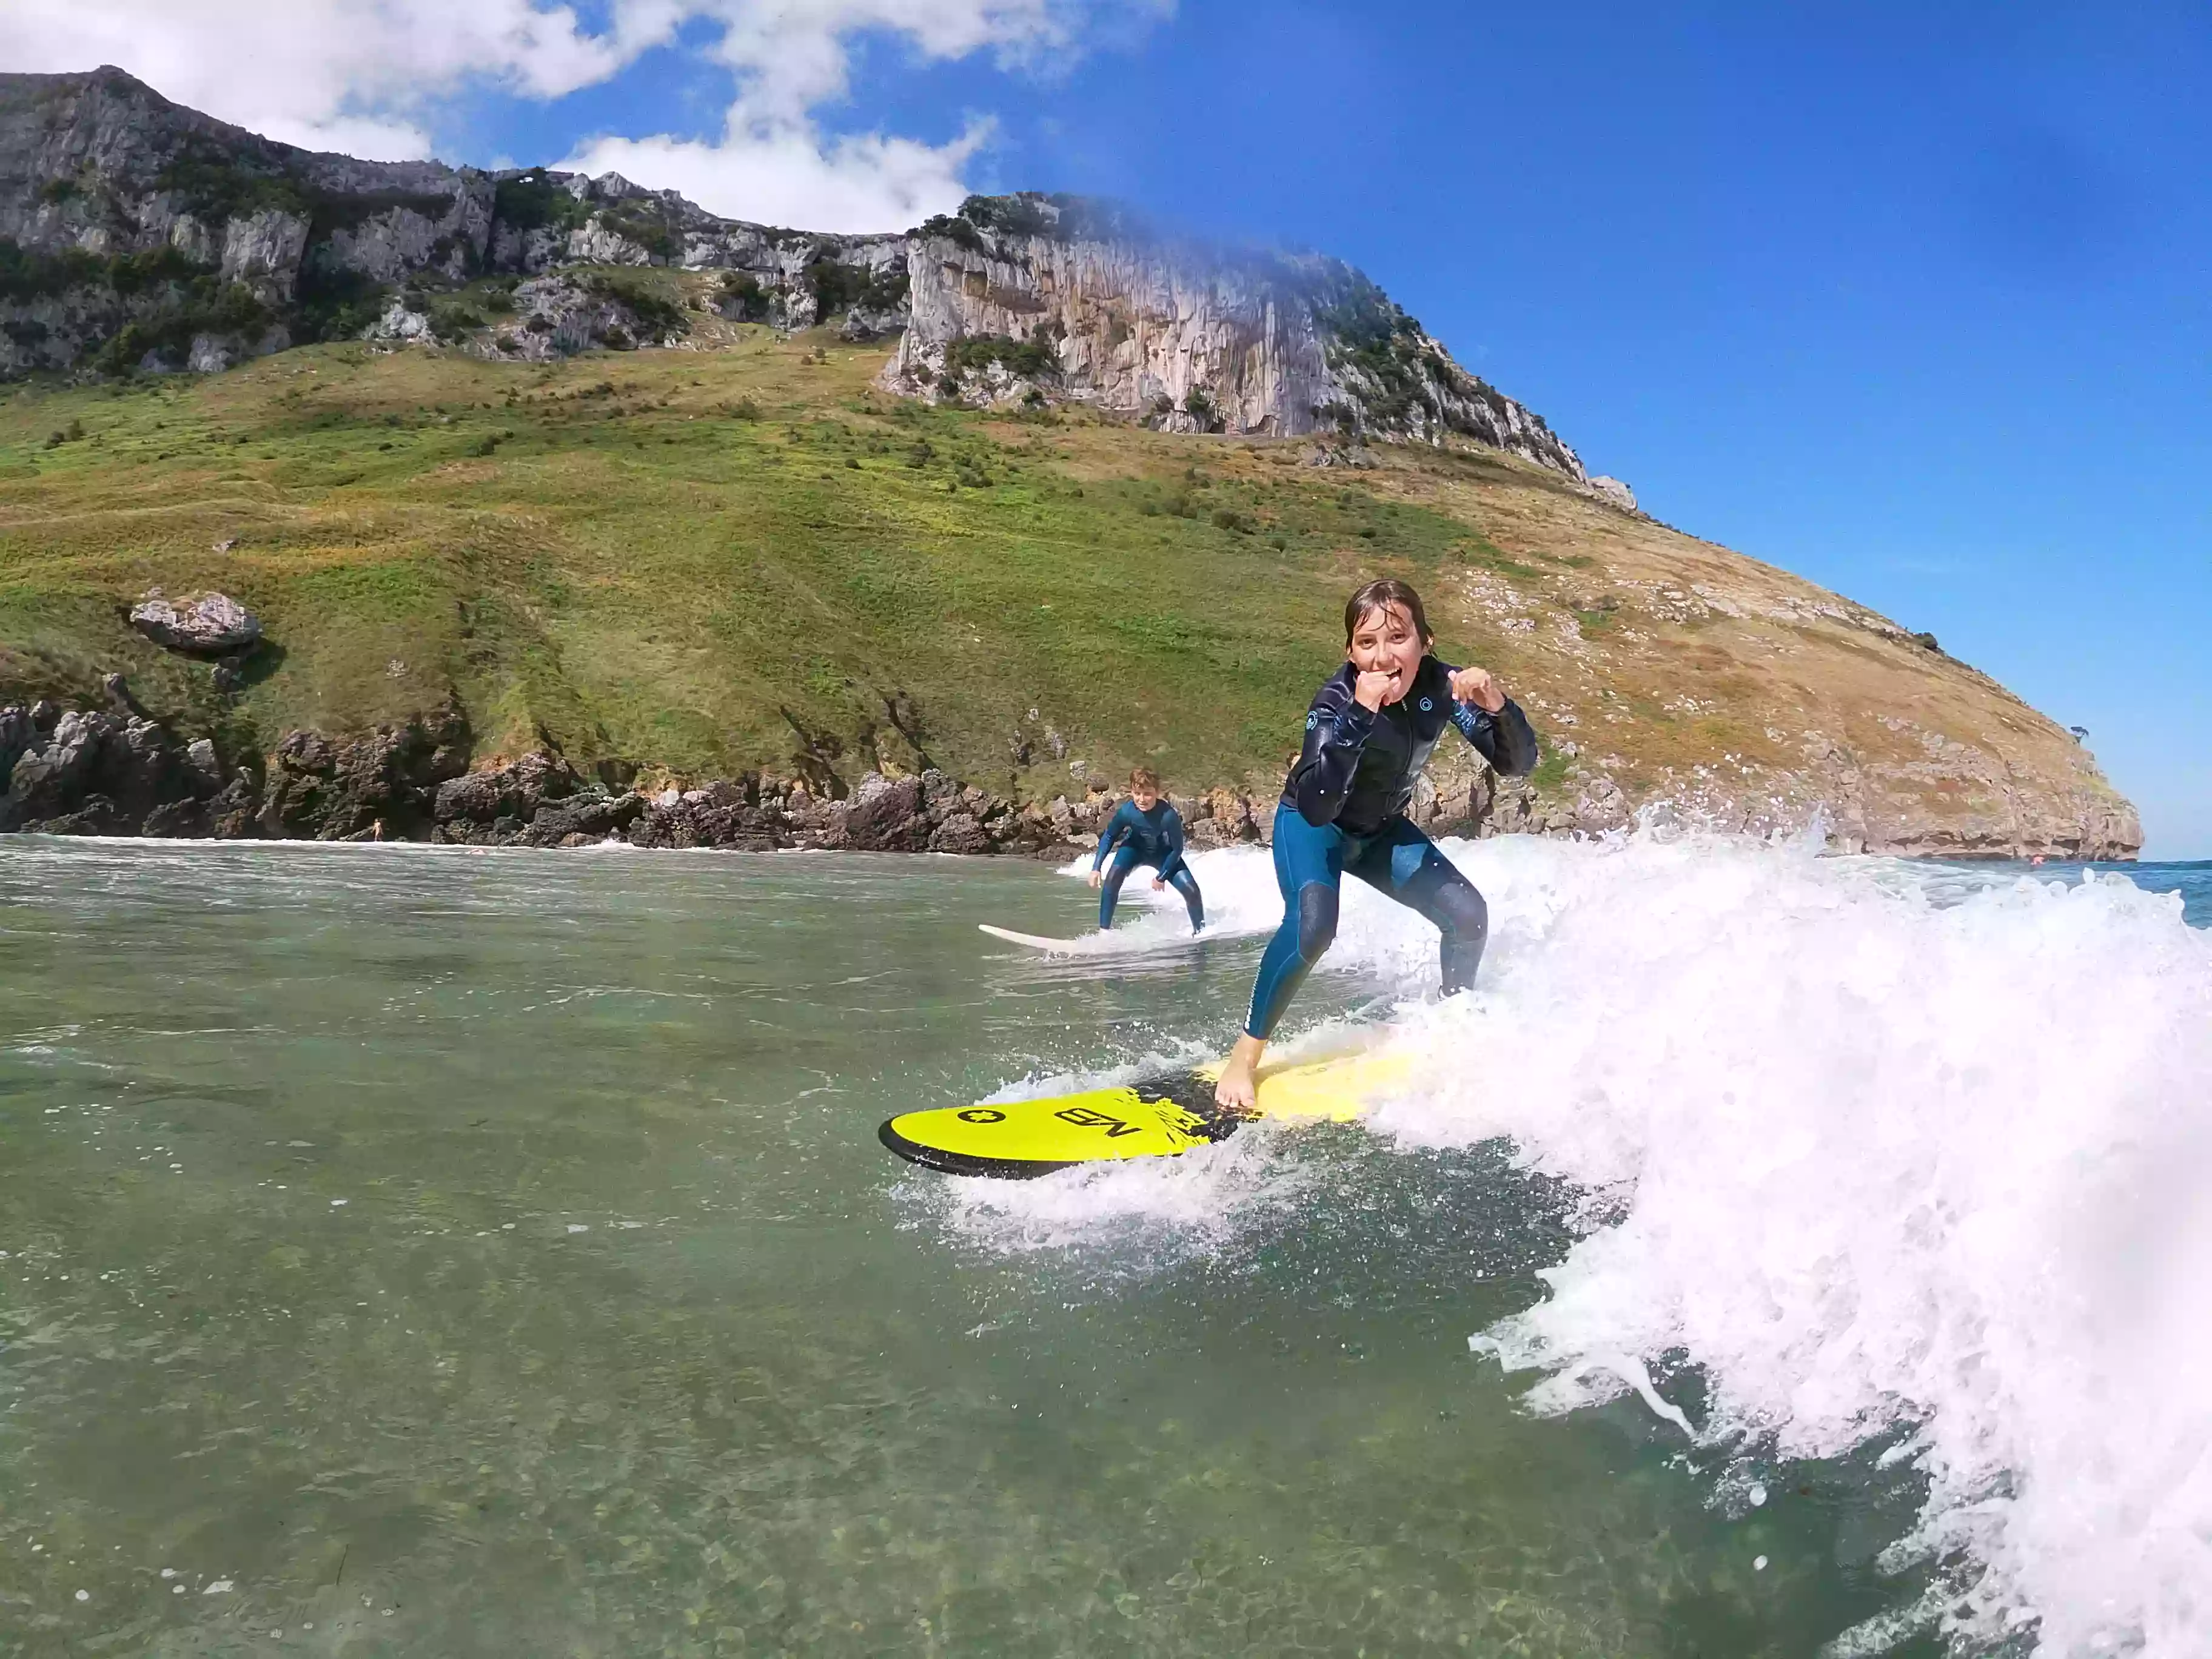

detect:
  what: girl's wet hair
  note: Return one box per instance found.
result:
[1130,766,1161,793]
[1343,577,1433,648]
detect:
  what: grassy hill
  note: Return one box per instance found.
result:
[0,307,2139,854]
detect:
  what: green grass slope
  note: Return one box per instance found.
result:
[0,320,2139,853]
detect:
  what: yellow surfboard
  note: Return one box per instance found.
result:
[879,1044,1417,1178]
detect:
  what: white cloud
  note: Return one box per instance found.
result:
[552,1,1164,230]
[0,0,682,158]
[566,120,993,233]
[0,0,1170,224]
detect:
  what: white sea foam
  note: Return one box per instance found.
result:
[1019,848,1285,953]
[936,1023,1354,1254]
[964,828,2212,1654]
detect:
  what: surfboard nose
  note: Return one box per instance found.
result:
[879,1041,1403,1178]
[878,1075,1233,1178]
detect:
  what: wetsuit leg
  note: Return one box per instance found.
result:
[1341,816,1490,994]
[1165,866,1205,932]
[1098,846,1140,930]
[1244,803,1347,1039]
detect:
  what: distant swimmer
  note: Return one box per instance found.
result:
[1088,766,1204,934]
[1215,578,1539,1111]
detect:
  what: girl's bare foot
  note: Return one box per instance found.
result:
[1215,1033,1266,1113]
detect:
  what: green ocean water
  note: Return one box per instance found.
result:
[0,839,1945,1656]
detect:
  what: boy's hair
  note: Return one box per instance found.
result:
[1130,766,1162,793]
[1343,577,1433,648]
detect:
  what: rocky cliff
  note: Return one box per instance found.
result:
[0,67,1586,477]
[880,195,1583,468]
[0,67,906,373]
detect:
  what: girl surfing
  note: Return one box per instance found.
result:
[1214,578,1538,1110]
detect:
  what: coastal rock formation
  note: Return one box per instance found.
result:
[0,692,2142,860]
[0,69,1579,471]
[256,707,471,840]
[0,701,229,835]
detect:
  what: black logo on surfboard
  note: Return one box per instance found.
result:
[957,1108,1008,1124]
[1054,1106,1142,1138]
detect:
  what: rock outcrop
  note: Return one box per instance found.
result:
[0,692,2142,860]
[1586,475,1637,512]
[448,760,1273,856]
[0,69,1581,472]
[256,706,471,840]
[0,697,474,841]
[127,588,260,653]
[0,699,233,836]
[0,68,906,381]
[882,195,1585,464]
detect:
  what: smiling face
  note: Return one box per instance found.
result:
[1346,600,1428,705]
[1131,785,1159,811]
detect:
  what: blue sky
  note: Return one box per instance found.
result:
[14,2,2204,853]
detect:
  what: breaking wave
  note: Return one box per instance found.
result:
[948,828,2212,1655]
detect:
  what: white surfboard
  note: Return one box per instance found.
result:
[977,922,1107,953]
[976,922,1214,956]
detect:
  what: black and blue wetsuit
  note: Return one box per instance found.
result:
[1093,798,1204,932]
[1244,657,1538,1039]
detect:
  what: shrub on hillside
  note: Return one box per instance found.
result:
[493,169,591,235]
[582,272,689,342]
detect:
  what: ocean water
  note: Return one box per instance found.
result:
[0,833,2204,1655]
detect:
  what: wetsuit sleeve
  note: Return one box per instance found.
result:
[1287,678,1378,826]
[1156,806,1188,881]
[1092,801,1133,870]
[1444,688,1540,778]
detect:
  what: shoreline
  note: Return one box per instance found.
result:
[0,700,2144,863]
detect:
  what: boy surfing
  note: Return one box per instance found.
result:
[1214,578,1538,1111]
[1089,767,1205,934]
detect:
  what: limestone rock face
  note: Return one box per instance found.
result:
[363,298,434,343]
[478,272,680,360]
[1586,475,1637,512]
[0,72,1587,479]
[879,197,1584,469]
[128,589,261,654]
[0,67,492,375]
[218,209,312,299]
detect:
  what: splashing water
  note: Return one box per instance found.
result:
[953,830,2212,1655]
